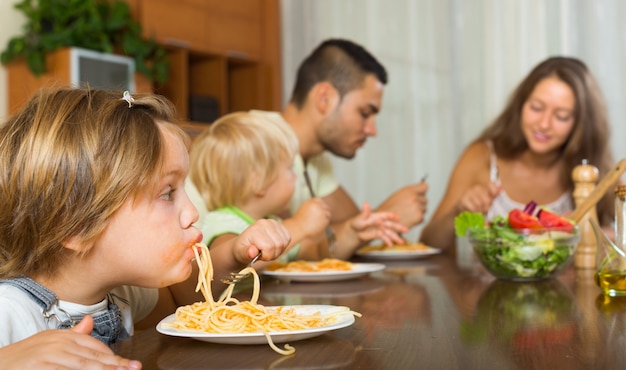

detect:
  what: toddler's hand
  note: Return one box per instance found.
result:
[292,198,331,238]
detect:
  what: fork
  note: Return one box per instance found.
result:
[221,251,262,285]
[303,169,337,255]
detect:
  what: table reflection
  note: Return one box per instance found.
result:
[260,278,387,306]
[113,251,626,369]
[156,335,357,370]
[594,293,626,367]
[462,279,579,367]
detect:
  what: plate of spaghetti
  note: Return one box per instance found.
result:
[262,259,385,282]
[157,304,355,345]
[158,244,361,355]
[356,242,441,260]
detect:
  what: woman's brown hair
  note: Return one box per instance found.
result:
[477,57,615,225]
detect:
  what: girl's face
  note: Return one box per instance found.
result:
[94,125,202,288]
[521,76,576,155]
[264,157,297,215]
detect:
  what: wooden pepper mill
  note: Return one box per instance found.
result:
[572,159,599,269]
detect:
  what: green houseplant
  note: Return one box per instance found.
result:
[0,0,169,84]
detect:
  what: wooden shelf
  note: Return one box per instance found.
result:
[7,0,282,139]
[137,0,282,134]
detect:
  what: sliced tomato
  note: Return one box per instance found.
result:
[538,209,574,231]
[508,209,543,229]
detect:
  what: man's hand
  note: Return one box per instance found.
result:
[351,202,407,246]
[377,182,428,228]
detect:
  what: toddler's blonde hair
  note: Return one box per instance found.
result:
[189,112,298,210]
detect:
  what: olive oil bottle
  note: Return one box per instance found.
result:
[594,185,626,296]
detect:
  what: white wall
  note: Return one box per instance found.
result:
[0,1,24,121]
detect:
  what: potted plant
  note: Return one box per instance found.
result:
[0,0,169,84]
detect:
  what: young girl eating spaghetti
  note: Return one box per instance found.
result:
[0,88,291,369]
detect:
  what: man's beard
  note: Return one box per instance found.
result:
[324,140,357,160]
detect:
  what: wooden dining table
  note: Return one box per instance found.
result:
[112,242,626,370]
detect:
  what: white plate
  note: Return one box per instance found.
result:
[261,263,385,282]
[355,246,442,260]
[156,305,356,345]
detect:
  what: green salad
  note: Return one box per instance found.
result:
[455,210,579,280]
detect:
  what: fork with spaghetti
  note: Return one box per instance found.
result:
[221,251,262,284]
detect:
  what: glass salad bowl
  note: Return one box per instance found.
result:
[467,226,580,281]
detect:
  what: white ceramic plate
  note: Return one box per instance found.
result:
[261,263,385,282]
[156,305,356,345]
[355,245,442,260]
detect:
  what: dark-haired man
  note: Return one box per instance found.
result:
[254,39,428,240]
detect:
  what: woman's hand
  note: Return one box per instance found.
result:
[456,182,500,214]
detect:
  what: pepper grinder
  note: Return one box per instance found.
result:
[572,159,599,269]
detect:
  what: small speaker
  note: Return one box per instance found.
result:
[189,95,219,123]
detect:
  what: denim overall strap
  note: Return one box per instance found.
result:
[0,276,129,345]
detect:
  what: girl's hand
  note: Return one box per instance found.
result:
[233,219,291,263]
[0,316,142,370]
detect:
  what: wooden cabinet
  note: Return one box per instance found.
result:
[7,48,71,115]
[140,0,265,58]
[139,0,210,52]
[7,0,282,138]
[134,0,282,136]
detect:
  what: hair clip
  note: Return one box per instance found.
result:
[122,91,135,108]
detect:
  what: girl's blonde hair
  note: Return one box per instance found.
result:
[189,112,298,210]
[0,87,189,278]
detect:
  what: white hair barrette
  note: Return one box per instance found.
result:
[122,91,135,108]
